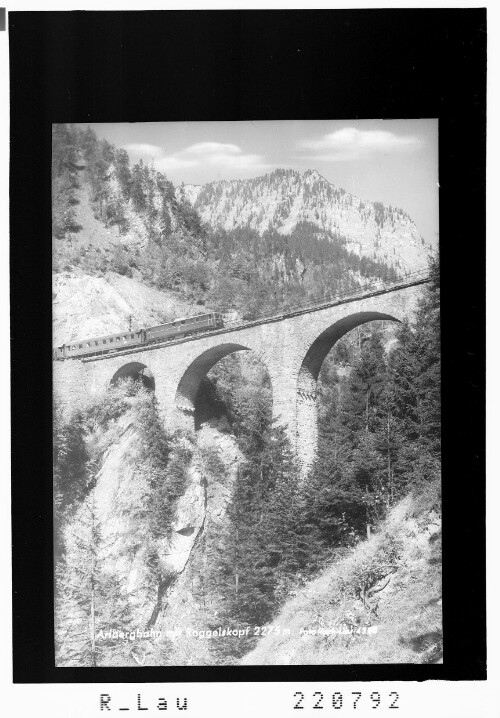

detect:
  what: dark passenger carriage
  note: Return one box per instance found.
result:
[144,313,223,343]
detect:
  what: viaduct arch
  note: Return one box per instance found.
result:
[53,281,426,472]
[174,342,265,421]
[295,310,400,470]
[110,361,155,390]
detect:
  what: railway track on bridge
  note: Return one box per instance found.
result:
[81,270,431,364]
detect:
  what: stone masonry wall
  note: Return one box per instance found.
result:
[53,283,425,468]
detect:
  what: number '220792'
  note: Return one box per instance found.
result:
[293,691,399,710]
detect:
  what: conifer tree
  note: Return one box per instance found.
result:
[53,409,92,557]
[388,257,441,499]
[55,491,103,667]
[130,161,147,213]
[115,148,132,199]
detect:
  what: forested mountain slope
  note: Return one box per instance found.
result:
[177,168,434,275]
[52,125,424,329]
[241,494,442,665]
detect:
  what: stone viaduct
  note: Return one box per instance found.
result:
[53,279,428,470]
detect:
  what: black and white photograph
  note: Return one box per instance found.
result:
[7,7,490,714]
[52,119,441,667]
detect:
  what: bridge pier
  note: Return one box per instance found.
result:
[53,281,425,477]
[295,394,318,475]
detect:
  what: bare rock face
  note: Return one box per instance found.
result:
[91,421,157,627]
[152,425,246,662]
[90,424,210,629]
[197,423,245,526]
[157,442,206,577]
[156,423,245,587]
[153,425,245,584]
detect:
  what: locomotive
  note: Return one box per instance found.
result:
[53,312,224,360]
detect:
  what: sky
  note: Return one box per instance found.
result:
[81,120,439,245]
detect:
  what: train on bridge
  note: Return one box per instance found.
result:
[53,312,224,360]
[53,274,430,361]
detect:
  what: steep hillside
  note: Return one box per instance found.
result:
[241,495,442,665]
[53,270,200,346]
[177,169,434,274]
[52,161,203,345]
[53,125,425,326]
[54,382,249,667]
[149,424,247,666]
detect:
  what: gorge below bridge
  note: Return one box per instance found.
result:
[54,276,429,471]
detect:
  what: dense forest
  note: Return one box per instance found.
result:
[53,257,440,666]
[52,124,399,321]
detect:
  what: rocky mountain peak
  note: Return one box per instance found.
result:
[303,168,325,183]
[176,168,434,275]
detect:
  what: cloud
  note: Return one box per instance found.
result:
[300,127,424,161]
[124,143,164,158]
[183,142,241,156]
[154,142,270,174]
